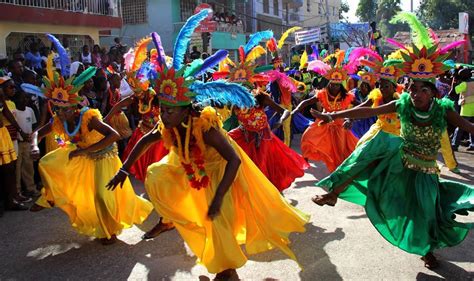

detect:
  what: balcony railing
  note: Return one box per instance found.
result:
[0,0,121,17]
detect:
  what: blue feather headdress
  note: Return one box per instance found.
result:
[151,10,255,109]
[46,34,70,77]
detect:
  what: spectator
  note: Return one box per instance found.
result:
[13,91,40,198]
[80,45,92,66]
[80,78,100,109]
[25,42,43,71]
[0,54,8,76]
[190,46,201,60]
[8,60,24,92]
[452,68,474,151]
[70,61,85,77]
[92,44,102,68]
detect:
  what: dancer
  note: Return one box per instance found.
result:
[29,34,153,244]
[349,70,378,138]
[293,50,359,171]
[311,12,474,269]
[107,11,308,279]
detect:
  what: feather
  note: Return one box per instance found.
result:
[218,56,234,72]
[386,38,408,50]
[46,34,70,77]
[195,50,229,77]
[307,60,330,74]
[46,54,54,81]
[299,51,308,70]
[238,46,245,64]
[345,47,383,73]
[21,83,45,98]
[343,47,355,64]
[335,50,345,67]
[190,80,256,108]
[358,59,379,70]
[72,67,97,87]
[131,37,152,72]
[310,45,319,60]
[244,30,274,55]
[266,38,278,54]
[254,65,275,73]
[266,70,297,92]
[172,9,210,70]
[389,12,432,48]
[151,32,166,67]
[277,26,301,49]
[245,46,266,63]
[123,48,135,72]
[429,28,439,44]
[184,59,203,77]
[319,49,328,58]
[439,40,466,54]
[383,59,403,67]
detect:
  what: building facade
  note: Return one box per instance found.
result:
[0,0,122,58]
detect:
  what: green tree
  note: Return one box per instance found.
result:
[417,0,474,36]
[339,1,350,20]
[376,0,403,37]
[356,0,377,22]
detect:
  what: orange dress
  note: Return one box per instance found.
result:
[301,89,358,172]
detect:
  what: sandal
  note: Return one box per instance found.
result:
[421,253,439,269]
[311,193,338,207]
[142,219,175,240]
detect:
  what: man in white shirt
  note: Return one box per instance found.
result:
[14,91,39,197]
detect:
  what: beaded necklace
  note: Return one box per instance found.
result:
[63,107,89,138]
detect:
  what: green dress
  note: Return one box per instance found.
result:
[317,93,474,256]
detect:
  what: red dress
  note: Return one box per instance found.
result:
[228,106,309,191]
[122,106,168,181]
[301,89,358,172]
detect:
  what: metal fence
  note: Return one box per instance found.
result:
[0,0,121,17]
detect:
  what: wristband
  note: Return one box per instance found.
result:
[119,168,130,176]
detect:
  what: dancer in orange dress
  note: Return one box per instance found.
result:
[293,50,358,171]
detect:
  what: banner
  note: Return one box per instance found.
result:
[295,28,321,45]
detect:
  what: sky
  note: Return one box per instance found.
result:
[343,0,421,23]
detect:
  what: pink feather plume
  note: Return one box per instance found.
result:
[386,38,408,50]
[439,40,466,54]
[307,60,331,75]
[265,70,297,92]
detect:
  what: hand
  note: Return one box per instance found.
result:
[271,120,283,131]
[68,148,85,160]
[310,108,333,123]
[20,131,30,142]
[207,195,223,220]
[31,148,41,161]
[343,119,353,129]
[106,169,128,191]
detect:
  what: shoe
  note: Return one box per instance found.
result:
[15,194,32,203]
[7,201,29,211]
[467,146,474,151]
[23,190,41,197]
[450,167,461,174]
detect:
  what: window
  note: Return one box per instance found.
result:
[122,0,147,24]
[263,0,270,14]
[307,0,311,13]
[180,0,198,21]
[273,0,279,16]
[318,3,322,14]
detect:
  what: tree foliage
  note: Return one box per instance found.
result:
[356,0,377,22]
[376,0,403,38]
[417,0,474,35]
[339,1,350,20]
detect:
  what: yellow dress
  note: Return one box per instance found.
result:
[357,90,401,146]
[0,100,17,164]
[145,107,309,274]
[36,109,153,238]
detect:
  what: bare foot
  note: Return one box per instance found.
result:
[421,252,439,269]
[142,219,175,240]
[214,269,239,280]
[311,193,337,206]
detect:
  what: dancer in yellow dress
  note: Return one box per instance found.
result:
[107,9,308,279]
[29,34,152,244]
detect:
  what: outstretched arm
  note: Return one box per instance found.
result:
[262,95,290,130]
[103,95,134,123]
[292,95,318,114]
[446,110,474,135]
[204,128,241,220]
[106,123,162,190]
[311,100,397,122]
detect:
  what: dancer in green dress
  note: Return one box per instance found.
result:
[310,12,474,269]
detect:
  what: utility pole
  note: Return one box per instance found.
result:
[325,0,331,52]
[410,0,413,12]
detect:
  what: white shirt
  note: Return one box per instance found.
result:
[16,106,37,141]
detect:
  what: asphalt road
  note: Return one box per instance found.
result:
[0,140,473,280]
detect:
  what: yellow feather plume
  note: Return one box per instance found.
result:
[245,45,266,63]
[219,56,235,72]
[278,26,302,49]
[132,37,152,72]
[46,53,54,81]
[299,50,308,70]
[335,50,345,67]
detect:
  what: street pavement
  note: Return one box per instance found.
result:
[0,138,473,280]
